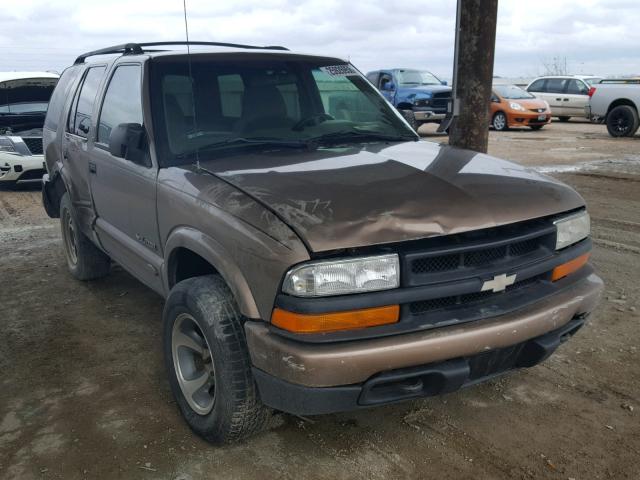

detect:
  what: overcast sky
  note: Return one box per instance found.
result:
[1,0,638,78]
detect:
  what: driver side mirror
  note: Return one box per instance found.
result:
[109,123,149,166]
[441,80,448,86]
[382,81,395,91]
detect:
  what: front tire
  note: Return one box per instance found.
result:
[606,105,640,137]
[558,116,571,122]
[492,112,508,131]
[530,125,544,130]
[59,193,110,280]
[163,275,269,444]
[401,109,419,132]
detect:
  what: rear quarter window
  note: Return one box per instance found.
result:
[44,68,79,131]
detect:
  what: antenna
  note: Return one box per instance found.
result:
[183,0,201,171]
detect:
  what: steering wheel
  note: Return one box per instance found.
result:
[292,113,334,131]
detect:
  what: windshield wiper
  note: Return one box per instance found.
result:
[177,137,311,159]
[309,130,417,145]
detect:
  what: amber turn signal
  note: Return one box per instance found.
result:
[551,253,590,281]
[271,305,400,334]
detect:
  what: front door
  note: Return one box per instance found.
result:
[88,63,163,294]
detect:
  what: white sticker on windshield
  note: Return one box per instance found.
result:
[320,65,358,77]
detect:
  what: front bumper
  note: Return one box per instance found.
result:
[0,153,46,184]
[252,316,588,415]
[246,270,602,413]
[507,111,551,127]
[414,110,446,122]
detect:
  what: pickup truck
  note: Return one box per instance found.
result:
[587,81,640,137]
[366,69,452,130]
[42,42,602,444]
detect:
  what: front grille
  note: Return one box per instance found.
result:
[21,137,43,155]
[409,227,553,277]
[408,274,545,315]
[433,91,451,99]
[528,108,546,113]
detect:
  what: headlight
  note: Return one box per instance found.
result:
[282,254,399,297]
[509,102,526,111]
[0,137,16,153]
[554,211,590,250]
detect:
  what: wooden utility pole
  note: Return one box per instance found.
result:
[448,0,499,153]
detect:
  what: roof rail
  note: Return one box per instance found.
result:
[599,78,640,84]
[74,41,289,64]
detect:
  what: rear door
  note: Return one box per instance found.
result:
[89,63,163,293]
[62,65,106,233]
[564,79,590,117]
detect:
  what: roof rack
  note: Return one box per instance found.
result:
[74,41,289,64]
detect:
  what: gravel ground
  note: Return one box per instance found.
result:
[1,120,639,479]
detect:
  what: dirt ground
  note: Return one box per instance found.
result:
[1,120,639,479]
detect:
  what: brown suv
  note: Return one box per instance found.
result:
[42,42,603,444]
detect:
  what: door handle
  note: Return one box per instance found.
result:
[89,161,97,174]
[563,98,570,101]
[556,98,562,101]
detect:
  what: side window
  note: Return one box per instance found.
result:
[218,74,244,118]
[44,67,79,131]
[379,73,393,89]
[68,67,105,138]
[527,79,546,92]
[97,65,143,145]
[546,78,567,94]
[567,79,589,95]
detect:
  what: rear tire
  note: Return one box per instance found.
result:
[492,112,508,131]
[558,116,571,122]
[59,193,110,280]
[163,275,270,444]
[401,109,419,132]
[606,105,639,138]
[530,125,544,130]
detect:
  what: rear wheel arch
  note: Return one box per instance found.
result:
[164,228,260,319]
[607,98,638,115]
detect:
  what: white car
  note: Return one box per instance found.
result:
[526,75,603,121]
[0,72,58,186]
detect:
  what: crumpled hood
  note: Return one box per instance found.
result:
[201,141,584,252]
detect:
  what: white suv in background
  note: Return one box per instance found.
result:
[526,75,603,121]
[0,72,58,187]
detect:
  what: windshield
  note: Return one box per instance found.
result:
[396,70,442,86]
[150,57,417,165]
[0,78,57,115]
[493,85,534,100]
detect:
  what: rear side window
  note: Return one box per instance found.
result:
[44,68,79,131]
[546,78,568,94]
[97,65,143,144]
[68,66,105,138]
[527,79,546,92]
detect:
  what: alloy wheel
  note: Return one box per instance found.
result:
[171,313,216,415]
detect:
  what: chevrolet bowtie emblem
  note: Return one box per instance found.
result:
[481,273,517,293]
